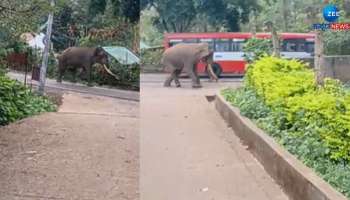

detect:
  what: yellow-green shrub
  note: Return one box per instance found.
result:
[246,57,315,106]
[246,57,350,161]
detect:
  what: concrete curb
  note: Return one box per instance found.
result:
[215,93,347,200]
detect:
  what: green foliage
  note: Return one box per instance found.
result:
[242,0,324,32]
[142,0,259,32]
[140,9,163,46]
[141,50,163,68]
[0,0,50,39]
[245,56,315,105]
[222,87,270,119]
[324,31,350,55]
[222,56,350,197]
[90,61,140,90]
[243,38,272,63]
[89,0,139,23]
[51,0,139,52]
[222,87,350,198]
[0,75,56,126]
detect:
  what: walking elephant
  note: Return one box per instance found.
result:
[56,47,109,84]
[161,43,218,88]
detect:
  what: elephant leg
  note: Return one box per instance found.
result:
[164,69,176,87]
[173,69,182,87]
[71,68,78,83]
[57,63,65,83]
[188,64,201,88]
[86,65,93,86]
[79,67,86,79]
[193,64,200,84]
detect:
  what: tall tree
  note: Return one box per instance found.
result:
[0,1,49,38]
[142,0,259,32]
[89,0,140,23]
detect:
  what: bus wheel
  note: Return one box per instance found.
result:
[207,63,222,78]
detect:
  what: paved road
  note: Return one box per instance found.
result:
[0,92,139,200]
[7,71,139,101]
[140,74,288,200]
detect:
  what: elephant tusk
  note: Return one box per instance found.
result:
[103,64,119,80]
[207,63,218,82]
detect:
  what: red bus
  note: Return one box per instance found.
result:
[163,32,315,77]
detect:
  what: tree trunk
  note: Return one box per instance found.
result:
[161,19,169,32]
[314,30,326,85]
[266,22,280,57]
[271,28,280,57]
[314,0,329,85]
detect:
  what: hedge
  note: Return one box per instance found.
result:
[222,56,350,197]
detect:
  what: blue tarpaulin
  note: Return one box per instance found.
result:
[103,46,140,65]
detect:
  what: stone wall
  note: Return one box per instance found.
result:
[323,56,350,83]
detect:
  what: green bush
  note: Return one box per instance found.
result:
[140,49,163,72]
[243,38,273,63]
[222,87,350,198]
[245,56,314,106]
[140,49,162,66]
[222,56,350,197]
[245,56,350,161]
[90,60,140,90]
[0,75,56,125]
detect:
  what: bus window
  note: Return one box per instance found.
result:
[282,39,308,52]
[183,39,198,43]
[169,39,183,47]
[199,39,214,51]
[306,42,314,53]
[215,39,231,52]
[232,39,245,52]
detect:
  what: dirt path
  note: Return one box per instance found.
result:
[0,92,139,200]
[140,74,288,200]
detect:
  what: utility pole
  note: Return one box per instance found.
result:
[38,0,55,95]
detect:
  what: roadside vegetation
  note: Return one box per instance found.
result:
[0,74,56,126]
[222,56,350,197]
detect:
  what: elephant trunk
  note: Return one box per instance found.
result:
[207,63,218,82]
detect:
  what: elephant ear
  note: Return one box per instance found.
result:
[197,43,211,61]
[94,47,105,56]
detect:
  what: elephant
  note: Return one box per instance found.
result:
[56,47,109,84]
[161,43,218,88]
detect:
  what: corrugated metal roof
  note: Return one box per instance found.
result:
[103,46,140,65]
